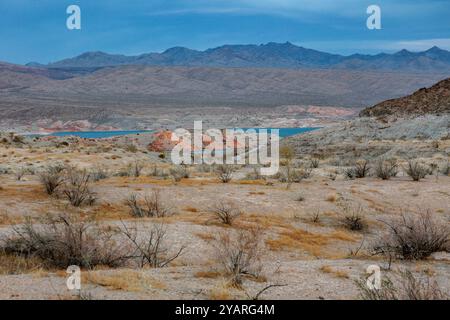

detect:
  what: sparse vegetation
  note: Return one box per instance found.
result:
[405,160,428,181]
[374,158,398,180]
[209,201,242,225]
[63,168,97,207]
[125,190,172,218]
[373,212,449,261]
[345,160,370,179]
[215,164,235,183]
[121,222,185,268]
[1,214,130,269]
[211,228,262,286]
[39,164,65,195]
[357,269,448,300]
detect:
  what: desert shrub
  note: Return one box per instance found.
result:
[0,166,11,175]
[373,212,449,260]
[90,165,109,182]
[342,207,366,231]
[215,164,235,183]
[125,190,172,218]
[244,166,264,180]
[39,164,65,195]
[440,160,450,176]
[15,167,28,181]
[209,201,242,225]
[1,214,129,269]
[276,167,312,184]
[124,144,138,153]
[121,223,185,268]
[357,269,448,300]
[310,158,320,169]
[170,164,190,182]
[129,160,144,178]
[211,228,262,286]
[374,158,398,180]
[63,168,97,207]
[345,160,370,179]
[405,160,428,181]
[148,165,169,178]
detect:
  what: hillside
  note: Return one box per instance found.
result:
[360,78,450,119]
[37,43,450,73]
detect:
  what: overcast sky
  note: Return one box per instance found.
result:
[0,0,449,64]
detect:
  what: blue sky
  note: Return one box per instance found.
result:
[0,0,449,64]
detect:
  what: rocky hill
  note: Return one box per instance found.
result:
[360,78,450,119]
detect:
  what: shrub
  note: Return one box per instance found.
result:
[345,160,370,179]
[215,165,235,183]
[121,222,185,268]
[63,169,97,207]
[210,228,262,286]
[1,214,129,269]
[310,158,320,169]
[440,160,449,176]
[405,160,428,181]
[125,190,172,218]
[129,160,144,178]
[357,269,448,300]
[374,158,398,180]
[169,164,190,182]
[15,167,28,181]
[90,165,109,182]
[209,201,242,225]
[39,164,65,195]
[373,212,449,260]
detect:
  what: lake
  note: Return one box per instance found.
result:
[47,127,320,139]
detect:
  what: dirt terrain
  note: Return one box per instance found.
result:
[0,132,448,300]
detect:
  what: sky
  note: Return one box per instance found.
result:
[0,0,449,64]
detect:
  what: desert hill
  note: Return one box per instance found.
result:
[360,78,450,119]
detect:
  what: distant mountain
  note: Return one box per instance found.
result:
[360,77,450,119]
[37,42,450,73]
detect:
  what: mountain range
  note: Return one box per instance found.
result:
[28,42,450,73]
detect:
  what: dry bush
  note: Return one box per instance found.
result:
[339,204,367,232]
[15,167,28,181]
[63,168,97,207]
[405,160,428,181]
[440,160,449,176]
[129,160,144,178]
[374,158,398,180]
[125,190,172,218]
[90,165,109,182]
[310,158,320,169]
[215,164,235,183]
[345,160,370,179]
[373,212,449,261]
[121,222,185,268]
[148,165,169,178]
[1,214,130,269]
[39,164,66,195]
[169,164,190,182]
[357,269,448,300]
[209,201,242,225]
[210,228,263,286]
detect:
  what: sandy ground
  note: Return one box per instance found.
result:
[0,138,449,300]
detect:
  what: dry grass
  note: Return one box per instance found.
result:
[208,281,234,300]
[194,270,222,279]
[184,206,199,213]
[326,193,338,202]
[266,228,357,257]
[319,265,349,279]
[0,251,45,275]
[83,270,166,292]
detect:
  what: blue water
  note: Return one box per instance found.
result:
[46,127,320,139]
[239,127,320,138]
[50,130,152,139]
